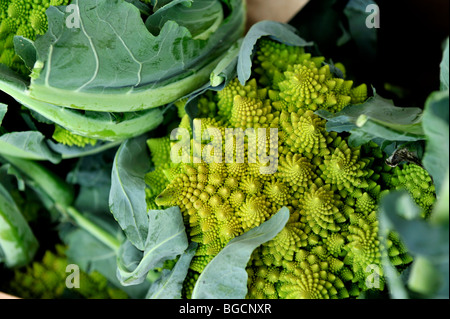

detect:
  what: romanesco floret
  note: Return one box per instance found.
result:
[144,39,433,299]
[52,125,98,148]
[0,0,70,74]
[382,163,436,217]
[144,136,173,210]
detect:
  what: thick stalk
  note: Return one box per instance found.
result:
[57,204,121,252]
[0,65,164,141]
[0,154,73,207]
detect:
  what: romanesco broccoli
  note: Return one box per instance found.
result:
[382,163,436,217]
[143,39,435,299]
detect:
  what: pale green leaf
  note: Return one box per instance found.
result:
[28,0,245,112]
[146,0,222,41]
[0,131,61,164]
[48,140,122,160]
[109,135,151,250]
[379,191,447,257]
[0,64,164,141]
[210,38,241,87]
[316,93,425,147]
[13,36,37,70]
[440,38,449,91]
[62,226,149,299]
[422,90,449,196]
[430,169,449,226]
[146,242,197,299]
[117,206,189,286]
[378,191,449,298]
[237,21,313,85]
[191,207,290,299]
[408,256,443,296]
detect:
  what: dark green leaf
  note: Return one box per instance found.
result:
[75,187,110,216]
[0,163,25,192]
[153,0,175,11]
[0,182,39,268]
[67,152,115,215]
[125,0,152,15]
[0,103,6,126]
[316,93,425,147]
[344,0,378,63]
[67,152,114,187]
[422,90,449,196]
[191,207,290,299]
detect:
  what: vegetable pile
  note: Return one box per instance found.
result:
[0,0,448,300]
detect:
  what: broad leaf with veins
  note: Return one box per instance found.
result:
[28,0,245,112]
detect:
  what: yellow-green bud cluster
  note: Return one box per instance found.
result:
[6,245,128,299]
[52,125,98,148]
[382,163,436,217]
[143,39,426,299]
[254,39,368,113]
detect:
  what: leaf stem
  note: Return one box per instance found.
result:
[1,154,122,252]
[56,204,121,252]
